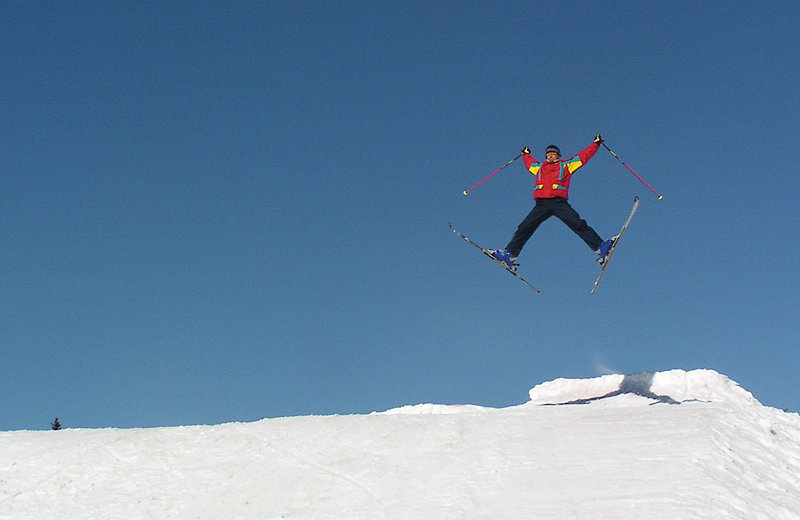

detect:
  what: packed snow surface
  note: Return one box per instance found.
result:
[2,369,799,519]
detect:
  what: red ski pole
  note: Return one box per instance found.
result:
[462,154,522,196]
[603,142,663,200]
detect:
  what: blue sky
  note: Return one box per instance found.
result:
[2,1,798,430]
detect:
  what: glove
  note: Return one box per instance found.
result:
[521,146,531,155]
[593,134,604,144]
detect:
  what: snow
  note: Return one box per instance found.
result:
[527,369,759,405]
[2,369,799,519]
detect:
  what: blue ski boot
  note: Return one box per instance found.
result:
[596,237,616,264]
[488,249,519,271]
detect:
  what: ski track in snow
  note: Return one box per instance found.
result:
[1,369,799,519]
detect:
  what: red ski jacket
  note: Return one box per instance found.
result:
[523,141,600,199]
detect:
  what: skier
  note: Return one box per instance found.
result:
[489,135,615,270]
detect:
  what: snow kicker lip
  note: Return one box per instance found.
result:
[529,369,759,407]
[544,372,682,406]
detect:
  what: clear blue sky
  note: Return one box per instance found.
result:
[3,1,798,430]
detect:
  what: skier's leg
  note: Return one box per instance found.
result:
[552,200,604,251]
[505,202,552,257]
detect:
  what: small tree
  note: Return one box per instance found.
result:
[51,417,62,431]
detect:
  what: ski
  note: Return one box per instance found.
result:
[449,223,540,293]
[591,196,640,294]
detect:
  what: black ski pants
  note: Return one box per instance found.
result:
[505,197,603,257]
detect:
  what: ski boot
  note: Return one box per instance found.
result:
[488,249,519,271]
[595,237,617,265]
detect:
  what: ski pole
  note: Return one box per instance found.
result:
[602,142,663,200]
[462,153,522,196]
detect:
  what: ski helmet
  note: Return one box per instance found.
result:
[545,145,561,156]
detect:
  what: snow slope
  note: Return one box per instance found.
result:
[1,369,799,519]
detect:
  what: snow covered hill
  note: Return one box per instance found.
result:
[2,369,799,519]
